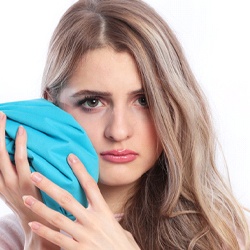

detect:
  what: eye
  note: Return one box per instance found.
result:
[77,96,104,111]
[84,98,101,108]
[136,95,148,107]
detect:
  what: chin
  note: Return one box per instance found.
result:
[98,175,140,187]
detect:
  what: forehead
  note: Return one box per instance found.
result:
[68,47,142,92]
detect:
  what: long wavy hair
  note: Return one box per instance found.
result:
[41,0,250,249]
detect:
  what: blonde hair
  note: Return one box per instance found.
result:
[42,0,250,249]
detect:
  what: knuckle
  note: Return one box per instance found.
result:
[81,214,98,230]
[4,178,16,189]
[0,147,7,157]
[0,146,5,155]
[91,220,101,232]
[58,192,73,206]
[41,227,52,241]
[85,178,98,190]
[53,232,65,245]
[50,213,64,228]
[14,153,27,165]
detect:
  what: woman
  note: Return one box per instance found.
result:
[0,0,249,249]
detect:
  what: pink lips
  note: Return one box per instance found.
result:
[100,149,138,163]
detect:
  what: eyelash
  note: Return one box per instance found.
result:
[76,96,103,112]
[76,94,148,112]
[136,95,148,107]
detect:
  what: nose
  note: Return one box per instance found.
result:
[104,107,133,142]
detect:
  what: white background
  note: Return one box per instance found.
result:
[0,1,249,217]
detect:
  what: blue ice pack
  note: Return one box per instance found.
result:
[0,98,99,220]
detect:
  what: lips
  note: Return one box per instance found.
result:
[100,149,138,163]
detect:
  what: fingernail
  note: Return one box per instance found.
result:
[0,111,5,120]
[31,172,43,183]
[23,196,36,207]
[28,222,40,230]
[68,153,78,164]
[18,126,24,136]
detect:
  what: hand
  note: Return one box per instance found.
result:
[0,111,40,227]
[0,111,59,249]
[23,153,140,250]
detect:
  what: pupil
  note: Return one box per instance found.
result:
[88,99,98,107]
[139,97,147,106]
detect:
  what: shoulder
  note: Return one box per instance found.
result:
[0,213,24,250]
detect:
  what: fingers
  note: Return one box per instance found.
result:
[67,154,107,210]
[0,112,5,185]
[28,221,78,250]
[23,195,80,247]
[0,112,37,206]
[14,126,32,188]
[0,112,17,183]
[29,172,86,222]
[0,111,6,150]
[13,126,37,197]
[0,111,33,192]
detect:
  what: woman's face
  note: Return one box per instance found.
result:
[59,47,162,189]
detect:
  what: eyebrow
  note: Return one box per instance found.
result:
[71,90,111,98]
[71,88,144,98]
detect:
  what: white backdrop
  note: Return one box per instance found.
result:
[0,0,249,217]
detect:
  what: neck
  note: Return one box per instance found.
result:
[98,182,135,214]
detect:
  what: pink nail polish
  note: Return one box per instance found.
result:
[29,222,40,230]
[68,154,78,164]
[31,172,43,183]
[18,126,24,136]
[23,196,35,207]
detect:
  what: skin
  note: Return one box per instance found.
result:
[59,48,162,213]
[0,117,58,249]
[0,47,162,249]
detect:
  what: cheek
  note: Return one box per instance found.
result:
[149,125,162,155]
[60,105,100,144]
[70,113,104,150]
[63,106,104,134]
[82,125,100,147]
[141,118,159,144]
[138,120,162,155]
